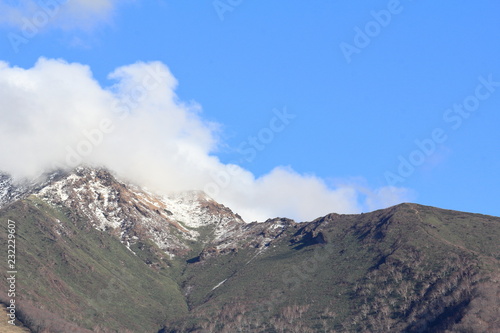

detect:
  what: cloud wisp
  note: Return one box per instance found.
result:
[0,58,413,221]
[1,0,124,52]
[0,0,120,31]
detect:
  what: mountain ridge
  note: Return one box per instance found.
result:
[0,167,499,332]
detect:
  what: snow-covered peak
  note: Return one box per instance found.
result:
[0,171,63,209]
[34,166,245,257]
[1,166,297,263]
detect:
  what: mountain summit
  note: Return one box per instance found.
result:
[1,167,246,257]
[0,167,499,332]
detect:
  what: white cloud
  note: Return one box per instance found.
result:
[0,0,121,31]
[360,185,417,213]
[0,58,413,221]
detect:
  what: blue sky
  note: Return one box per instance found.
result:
[1,0,499,220]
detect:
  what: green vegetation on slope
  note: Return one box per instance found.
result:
[163,204,500,332]
[0,197,188,333]
[1,199,499,333]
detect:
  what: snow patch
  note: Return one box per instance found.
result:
[211,279,228,291]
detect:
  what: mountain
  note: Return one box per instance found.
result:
[0,167,499,333]
[0,171,60,209]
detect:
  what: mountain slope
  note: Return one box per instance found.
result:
[0,167,247,332]
[166,204,500,332]
[36,167,245,258]
[0,168,499,332]
[0,197,188,332]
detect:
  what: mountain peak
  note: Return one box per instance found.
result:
[1,167,499,332]
[0,166,246,258]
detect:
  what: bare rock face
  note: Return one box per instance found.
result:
[1,166,297,261]
[196,217,298,260]
[0,171,62,209]
[33,166,246,258]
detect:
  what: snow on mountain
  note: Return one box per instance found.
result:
[34,166,245,257]
[1,166,293,261]
[0,171,63,209]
